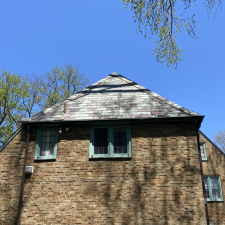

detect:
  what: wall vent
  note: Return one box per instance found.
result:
[25,166,33,174]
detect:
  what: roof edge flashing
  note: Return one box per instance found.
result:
[0,125,24,152]
[199,130,225,156]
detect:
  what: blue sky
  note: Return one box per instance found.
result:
[0,0,224,139]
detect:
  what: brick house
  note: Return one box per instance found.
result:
[198,131,225,225]
[0,72,223,224]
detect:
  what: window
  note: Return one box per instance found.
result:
[89,125,131,158]
[204,176,223,201]
[200,142,207,161]
[35,127,58,160]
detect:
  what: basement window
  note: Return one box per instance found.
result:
[35,127,58,160]
[204,176,223,201]
[89,125,131,158]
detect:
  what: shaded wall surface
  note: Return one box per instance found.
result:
[200,133,225,225]
[0,127,26,225]
[0,122,206,225]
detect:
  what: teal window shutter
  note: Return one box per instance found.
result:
[200,142,207,161]
[89,124,131,158]
[204,176,223,201]
[35,126,59,160]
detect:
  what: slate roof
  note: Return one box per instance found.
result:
[22,72,201,123]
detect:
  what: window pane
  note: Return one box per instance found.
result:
[210,177,221,199]
[200,145,205,159]
[40,150,45,156]
[41,143,46,150]
[46,143,50,150]
[46,136,50,142]
[50,131,55,142]
[94,128,108,154]
[40,129,55,156]
[113,127,127,154]
[204,178,210,199]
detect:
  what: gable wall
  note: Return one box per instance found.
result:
[1,122,206,225]
[0,127,26,225]
[200,133,225,225]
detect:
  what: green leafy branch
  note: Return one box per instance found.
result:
[121,0,221,67]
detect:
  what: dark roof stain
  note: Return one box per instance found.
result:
[21,72,201,122]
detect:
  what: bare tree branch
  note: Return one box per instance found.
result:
[212,130,225,152]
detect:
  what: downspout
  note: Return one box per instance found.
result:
[196,131,210,225]
[17,125,30,225]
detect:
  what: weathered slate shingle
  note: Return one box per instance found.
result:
[22,72,201,122]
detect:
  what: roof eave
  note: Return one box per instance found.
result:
[20,115,204,126]
[0,125,24,152]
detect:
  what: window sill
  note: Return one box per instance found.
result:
[207,199,223,202]
[202,159,207,161]
[89,157,132,161]
[34,157,56,161]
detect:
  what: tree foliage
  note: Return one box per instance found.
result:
[212,130,225,152]
[37,64,89,111]
[0,64,89,146]
[121,0,222,68]
[0,70,30,145]
[22,74,40,118]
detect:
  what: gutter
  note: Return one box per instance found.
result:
[17,125,30,225]
[195,117,209,225]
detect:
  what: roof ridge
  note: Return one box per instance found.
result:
[26,73,115,121]
[115,74,199,116]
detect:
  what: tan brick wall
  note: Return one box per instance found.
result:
[200,133,225,225]
[0,127,26,225]
[0,122,206,225]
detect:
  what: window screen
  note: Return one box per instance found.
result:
[200,142,207,160]
[94,128,108,154]
[113,127,127,154]
[211,177,221,199]
[40,130,55,156]
[200,145,205,159]
[90,125,131,158]
[204,177,210,199]
[204,176,223,201]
